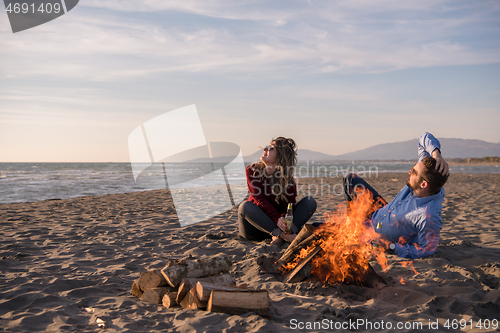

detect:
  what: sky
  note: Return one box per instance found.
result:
[1,0,499,162]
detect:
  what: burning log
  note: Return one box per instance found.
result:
[275,225,320,268]
[273,191,388,288]
[207,290,270,318]
[312,249,386,288]
[282,246,322,283]
[278,242,386,287]
[363,264,386,289]
[161,253,232,288]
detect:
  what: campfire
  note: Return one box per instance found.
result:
[128,191,423,319]
[269,191,389,287]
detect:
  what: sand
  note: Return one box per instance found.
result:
[1,173,499,332]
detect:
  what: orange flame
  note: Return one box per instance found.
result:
[283,190,389,285]
[400,277,406,284]
[400,261,419,275]
[282,247,315,272]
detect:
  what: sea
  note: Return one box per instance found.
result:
[0,161,498,205]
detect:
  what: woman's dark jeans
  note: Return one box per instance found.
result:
[238,196,317,241]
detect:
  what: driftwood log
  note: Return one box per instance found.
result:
[161,254,232,288]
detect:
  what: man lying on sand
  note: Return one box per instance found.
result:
[344,132,450,259]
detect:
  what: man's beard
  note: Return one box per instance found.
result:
[406,179,419,191]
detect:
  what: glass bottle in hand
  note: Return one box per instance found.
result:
[285,203,293,233]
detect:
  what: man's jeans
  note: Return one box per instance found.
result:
[343,173,388,208]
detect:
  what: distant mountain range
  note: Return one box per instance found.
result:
[244,138,500,162]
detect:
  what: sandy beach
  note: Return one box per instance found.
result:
[1,173,499,332]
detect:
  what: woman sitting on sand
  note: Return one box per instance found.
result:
[238,137,317,245]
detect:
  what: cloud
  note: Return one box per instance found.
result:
[0,0,499,81]
[81,0,300,21]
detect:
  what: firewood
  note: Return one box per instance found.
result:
[287,224,315,252]
[131,278,143,298]
[207,290,270,318]
[138,270,167,291]
[162,291,178,308]
[175,273,235,304]
[282,246,322,283]
[180,287,207,310]
[290,262,312,283]
[176,279,196,305]
[161,254,232,288]
[363,264,386,289]
[140,287,170,305]
[196,282,249,302]
[275,232,320,268]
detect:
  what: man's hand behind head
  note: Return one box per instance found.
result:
[432,149,449,176]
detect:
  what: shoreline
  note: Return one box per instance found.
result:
[1,171,499,207]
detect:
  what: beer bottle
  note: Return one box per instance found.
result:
[285,203,293,233]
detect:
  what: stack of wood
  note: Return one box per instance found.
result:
[131,253,270,318]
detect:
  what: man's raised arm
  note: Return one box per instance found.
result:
[418,132,449,176]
